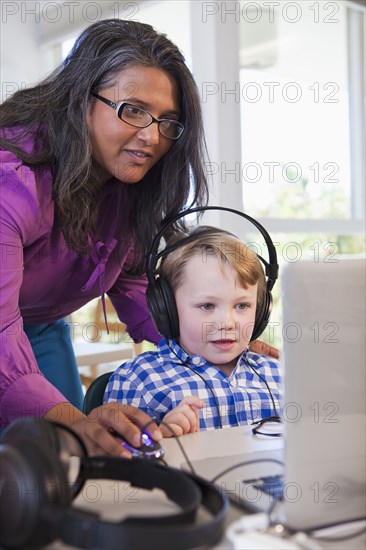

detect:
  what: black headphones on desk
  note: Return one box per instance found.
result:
[0,418,227,550]
[146,206,279,342]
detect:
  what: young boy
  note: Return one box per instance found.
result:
[104,227,281,437]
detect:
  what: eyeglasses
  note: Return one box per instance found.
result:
[91,92,184,140]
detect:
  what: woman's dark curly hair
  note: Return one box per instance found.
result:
[0,19,209,273]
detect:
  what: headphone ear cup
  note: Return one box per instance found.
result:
[2,417,60,452]
[146,277,179,341]
[251,290,272,342]
[0,420,72,549]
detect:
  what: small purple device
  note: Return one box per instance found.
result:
[112,431,165,460]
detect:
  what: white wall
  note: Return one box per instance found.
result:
[0,1,157,94]
[1,4,41,100]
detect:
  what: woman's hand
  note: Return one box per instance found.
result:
[249,339,280,360]
[44,402,162,457]
[160,396,204,437]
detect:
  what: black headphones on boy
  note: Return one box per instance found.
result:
[146,206,279,342]
[0,418,227,550]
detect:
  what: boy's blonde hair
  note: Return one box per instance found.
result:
[159,226,266,308]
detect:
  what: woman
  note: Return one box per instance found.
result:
[0,19,276,454]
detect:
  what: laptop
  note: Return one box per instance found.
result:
[183,257,366,531]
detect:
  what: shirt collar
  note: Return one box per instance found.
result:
[160,338,200,365]
[160,338,251,372]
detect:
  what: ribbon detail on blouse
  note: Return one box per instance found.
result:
[81,238,118,333]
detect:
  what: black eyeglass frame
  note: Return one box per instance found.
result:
[91,92,184,140]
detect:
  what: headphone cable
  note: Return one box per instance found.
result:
[244,359,279,418]
[167,342,223,429]
[168,344,280,431]
[244,358,282,438]
[141,418,197,475]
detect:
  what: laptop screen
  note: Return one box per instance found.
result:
[280,257,366,530]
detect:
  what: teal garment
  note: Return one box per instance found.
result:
[24,319,84,411]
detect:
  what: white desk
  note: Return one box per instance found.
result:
[162,424,283,469]
[47,426,365,550]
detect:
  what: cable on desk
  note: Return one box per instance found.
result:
[145,422,365,546]
[295,518,366,543]
[309,525,366,542]
[209,457,284,484]
[147,416,365,546]
[141,418,197,475]
[209,457,284,514]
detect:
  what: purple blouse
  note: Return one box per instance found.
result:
[0,128,160,427]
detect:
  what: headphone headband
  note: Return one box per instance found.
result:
[146,206,278,340]
[147,206,278,290]
[56,465,227,550]
[146,206,278,342]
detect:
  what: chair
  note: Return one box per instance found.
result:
[83,370,114,414]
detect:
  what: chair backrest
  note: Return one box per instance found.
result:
[83,371,114,415]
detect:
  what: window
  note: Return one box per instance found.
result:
[238,0,365,232]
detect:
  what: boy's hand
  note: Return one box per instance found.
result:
[249,339,280,359]
[160,396,204,437]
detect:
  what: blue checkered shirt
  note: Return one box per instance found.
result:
[104,339,282,430]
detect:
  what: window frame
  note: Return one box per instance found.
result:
[190,0,365,237]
